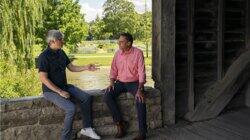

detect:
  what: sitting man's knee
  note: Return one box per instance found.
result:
[65,105,76,114]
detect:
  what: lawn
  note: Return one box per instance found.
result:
[72,55,152,66]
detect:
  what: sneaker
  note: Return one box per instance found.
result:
[79,128,101,139]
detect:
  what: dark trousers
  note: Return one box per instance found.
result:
[103,81,147,135]
[43,84,92,140]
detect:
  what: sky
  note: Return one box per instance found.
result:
[78,0,152,22]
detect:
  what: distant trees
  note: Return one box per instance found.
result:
[89,0,152,41]
[36,0,88,53]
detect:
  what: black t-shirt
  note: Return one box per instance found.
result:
[38,46,71,93]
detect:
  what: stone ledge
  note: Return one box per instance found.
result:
[0,87,162,139]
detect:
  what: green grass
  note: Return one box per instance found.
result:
[72,57,113,66]
[72,53,114,57]
[72,56,152,66]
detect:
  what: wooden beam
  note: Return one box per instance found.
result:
[152,0,176,125]
[161,0,176,125]
[152,0,162,89]
[217,0,225,80]
[245,0,250,107]
[187,0,195,112]
[185,51,250,121]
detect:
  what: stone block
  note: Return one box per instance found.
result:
[1,109,40,130]
[33,98,54,108]
[147,97,161,105]
[0,104,6,113]
[6,101,33,111]
[1,124,62,140]
[1,87,162,139]
[93,116,113,126]
[39,107,64,125]
[92,102,105,112]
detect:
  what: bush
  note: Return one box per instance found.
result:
[0,60,41,99]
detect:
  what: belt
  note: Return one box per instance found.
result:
[117,80,139,84]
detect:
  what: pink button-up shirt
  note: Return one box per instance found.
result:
[110,47,146,83]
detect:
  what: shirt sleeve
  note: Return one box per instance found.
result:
[109,52,118,79]
[138,50,146,83]
[38,54,49,72]
[62,50,71,66]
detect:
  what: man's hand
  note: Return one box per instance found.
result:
[105,80,115,93]
[135,90,145,103]
[86,64,100,71]
[105,83,114,93]
[59,90,70,99]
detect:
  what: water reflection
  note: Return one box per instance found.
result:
[67,66,153,90]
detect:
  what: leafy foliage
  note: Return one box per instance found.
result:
[89,0,152,41]
[36,0,88,53]
[102,0,138,39]
[0,60,41,99]
[0,0,46,71]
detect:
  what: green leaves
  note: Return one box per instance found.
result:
[36,0,88,53]
[102,0,137,39]
[88,0,152,41]
[0,0,46,71]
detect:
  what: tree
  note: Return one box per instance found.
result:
[102,0,139,39]
[0,0,46,71]
[36,0,88,53]
[89,15,105,40]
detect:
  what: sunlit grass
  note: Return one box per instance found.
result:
[72,56,152,66]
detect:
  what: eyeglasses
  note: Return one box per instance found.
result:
[56,38,64,41]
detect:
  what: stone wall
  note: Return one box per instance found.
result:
[0,87,162,140]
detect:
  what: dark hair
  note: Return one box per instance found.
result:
[119,32,133,44]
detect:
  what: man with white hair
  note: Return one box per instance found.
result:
[38,29,101,140]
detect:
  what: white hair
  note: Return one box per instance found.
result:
[46,30,64,43]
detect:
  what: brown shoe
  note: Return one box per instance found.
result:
[115,121,128,138]
[133,134,146,140]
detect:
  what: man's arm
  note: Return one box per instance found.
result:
[67,63,87,72]
[135,51,146,103]
[137,51,146,87]
[67,63,98,72]
[39,72,70,98]
[106,53,118,92]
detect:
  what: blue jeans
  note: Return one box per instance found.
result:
[43,84,92,140]
[103,81,147,136]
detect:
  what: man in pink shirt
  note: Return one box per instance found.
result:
[104,33,147,140]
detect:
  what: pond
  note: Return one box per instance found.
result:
[66,66,154,90]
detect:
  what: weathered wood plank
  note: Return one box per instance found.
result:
[204,121,248,139]
[161,0,176,125]
[186,122,238,140]
[180,127,208,140]
[217,116,250,133]
[207,119,250,138]
[184,51,250,121]
[152,0,176,125]
[245,0,250,107]
[187,0,195,112]
[199,122,245,140]
[152,0,161,89]
[131,108,250,140]
[217,0,225,80]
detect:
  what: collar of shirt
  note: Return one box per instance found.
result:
[47,45,60,55]
[119,46,134,55]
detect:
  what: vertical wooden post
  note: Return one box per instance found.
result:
[152,0,176,125]
[245,0,250,107]
[152,0,162,90]
[187,0,194,112]
[161,0,176,125]
[217,0,225,80]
